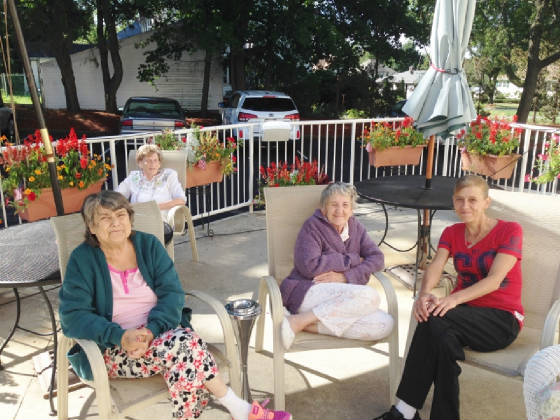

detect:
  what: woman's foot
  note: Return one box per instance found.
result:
[249,399,292,420]
[281,317,295,350]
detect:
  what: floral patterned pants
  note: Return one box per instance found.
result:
[103,327,218,420]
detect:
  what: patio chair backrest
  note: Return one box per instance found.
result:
[128,149,188,188]
[51,200,166,278]
[486,189,560,332]
[264,185,327,283]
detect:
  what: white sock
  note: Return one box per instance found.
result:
[217,387,251,420]
[396,399,417,419]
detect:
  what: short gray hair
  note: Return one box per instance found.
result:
[320,182,357,209]
[136,144,162,164]
[81,190,134,247]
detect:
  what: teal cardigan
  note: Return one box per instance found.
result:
[58,231,191,380]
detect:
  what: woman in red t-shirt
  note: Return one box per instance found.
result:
[374,175,523,420]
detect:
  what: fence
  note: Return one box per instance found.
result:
[1,118,559,229]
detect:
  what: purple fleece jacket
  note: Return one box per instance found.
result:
[280,209,385,314]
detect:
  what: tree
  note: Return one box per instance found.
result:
[472,0,560,123]
[95,0,127,113]
[17,0,93,113]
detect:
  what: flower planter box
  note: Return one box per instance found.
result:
[368,145,425,168]
[186,161,224,188]
[461,151,521,180]
[21,179,105,222]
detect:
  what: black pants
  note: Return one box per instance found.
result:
[396,304,520,420]
[163,222,173,245]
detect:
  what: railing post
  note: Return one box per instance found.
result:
[109,139,119,190]
[248,125,254,213]
[519,129,532,193]
[349,121,356,185]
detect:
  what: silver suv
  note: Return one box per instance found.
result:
[219,90,300,139]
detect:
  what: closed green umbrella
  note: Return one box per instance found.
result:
[403,0,477,188]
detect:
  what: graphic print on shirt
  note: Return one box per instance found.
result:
[454,249,510,289]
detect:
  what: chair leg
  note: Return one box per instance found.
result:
[57,336,72,420]
[184,208,199,262]
[38,286,58,416]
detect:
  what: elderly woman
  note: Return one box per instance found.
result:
[279,182,393,350]
[117,144,186,243]
[374,175,523,420]
[59,190,291,420]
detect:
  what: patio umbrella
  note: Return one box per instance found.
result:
[403,0,477,189]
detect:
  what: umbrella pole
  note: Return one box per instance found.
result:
[424,135,435,190]
[7,0,64,217]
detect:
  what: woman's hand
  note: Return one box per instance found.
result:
[430,294,460,318]
[413,293,439,322]
[313,271,347,284]
[121,327,154,359]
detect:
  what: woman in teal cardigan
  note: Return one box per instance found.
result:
[59,190,291,420]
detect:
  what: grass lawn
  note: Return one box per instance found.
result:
[2,94,33,105]
[484,102,560,125]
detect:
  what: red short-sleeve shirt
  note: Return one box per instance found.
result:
[438,220,524,325]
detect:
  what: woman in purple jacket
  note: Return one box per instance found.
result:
[279,182,393,350]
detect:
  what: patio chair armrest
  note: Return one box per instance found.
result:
[541,298,560,348]
[73,338,112,415]
[167,205,188,234]
[185,290,242,395]
[255,275,285,355]
[370,271,398,321]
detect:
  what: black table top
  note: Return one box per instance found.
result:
[0,220,60,287]
[355,175,456,210]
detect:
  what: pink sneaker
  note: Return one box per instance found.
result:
[248,399,292,420]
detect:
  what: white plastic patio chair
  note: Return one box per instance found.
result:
[403,188,560,399]
[127,149,199,262]
[524,344,560,419]
[53,200,241,419]
[254,185,400,410]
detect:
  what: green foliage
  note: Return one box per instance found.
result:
[457,115,522,156]
[154,130,184,150]
[362,117,426,151]
[340,108,369,119]
[534,134,560,184]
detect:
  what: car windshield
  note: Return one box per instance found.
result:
[241,97,296,112]
[125,100,182,118]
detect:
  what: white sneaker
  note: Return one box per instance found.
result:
[281,317,295,351]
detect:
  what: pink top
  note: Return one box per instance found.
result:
[109,264,157,329]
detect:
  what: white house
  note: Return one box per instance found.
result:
[39,30,224,111]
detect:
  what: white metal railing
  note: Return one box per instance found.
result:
[1,119,559,229]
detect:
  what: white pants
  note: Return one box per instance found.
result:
[298,282,393,341]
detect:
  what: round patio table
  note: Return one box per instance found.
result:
[0,219,60,415]
[355,175,456,293]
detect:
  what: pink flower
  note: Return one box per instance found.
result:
[538,153,549,161]
[524,174,531,183]
[196,159,207,170]
[365,142,372,153]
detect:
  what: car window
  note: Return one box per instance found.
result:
[241,97,296,112]
[124,100,182,118]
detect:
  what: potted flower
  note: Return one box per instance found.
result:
[256,157,329,206]
[154,129,186,150]
[362,116,427,167]
[0,129,111,221]
[185,127,239,188]
[457,114,523,180]
[532,133,560,184]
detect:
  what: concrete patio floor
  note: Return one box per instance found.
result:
[0,202,526,419]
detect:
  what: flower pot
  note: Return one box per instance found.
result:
[20,179,106,222]
[368,145,425,168]
[461,151,521,180]
[186,161,224,188]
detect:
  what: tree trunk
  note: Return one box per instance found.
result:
[200,49,211,116]
[97,0,123,113]
[54,50,80,113]
[516,0,546,123]
[230,47,245,91]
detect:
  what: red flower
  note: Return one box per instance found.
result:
[27,191,36,201]
[80,157,88,169]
